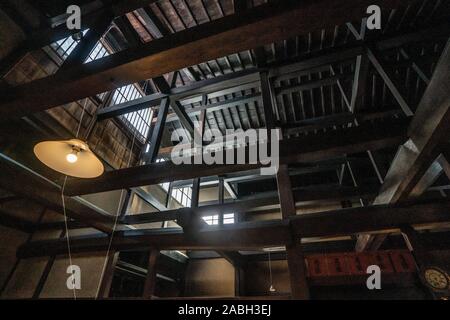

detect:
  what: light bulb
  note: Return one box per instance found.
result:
[66,152,78,163]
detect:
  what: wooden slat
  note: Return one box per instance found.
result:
[0,0,405,120]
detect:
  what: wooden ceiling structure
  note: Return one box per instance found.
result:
[1,0,450,299]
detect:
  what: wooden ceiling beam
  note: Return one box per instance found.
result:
[0,0,404,120]
[356,38,450,251]
[17,198,450,258]
[92,23,448,121]
[96,69,259,120]
[64,119,408,196]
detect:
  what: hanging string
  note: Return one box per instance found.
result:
[96,128,137,298]
[61,176,76,299]
[268,251,275,293]
[60,98,89,300]
[75,98,88,139]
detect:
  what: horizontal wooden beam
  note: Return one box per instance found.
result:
[64,119,408,196]
[291,199,450,238]
[17,198,450,257]
[0,0,404,120]
[76,21,444,122]
[125,184,378,225]
[96,69,259,120]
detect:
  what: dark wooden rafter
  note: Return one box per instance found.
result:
[17,198,450,258]
[345,22,369,113]
[0,0,407,121]
[97,69,259,120]
[366,46,413,116]
[59,11,114,71]
[24,1,162,50]
[64,119,408,196]
[142,98,170,164]
[260,71,275,130]
[0,1,160,78]
[89,23,450,122]
[356,38,450,251]
[125,183,379,226]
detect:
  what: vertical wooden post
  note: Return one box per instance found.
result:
[218,176,225,226]
[400,225,429,270]
[143,98,170,164]
[260,71,275,130]
[276,164,310,300]
[143,250,159,299]
[97,252,119,299]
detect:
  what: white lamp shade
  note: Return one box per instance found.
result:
[34,139,104,178]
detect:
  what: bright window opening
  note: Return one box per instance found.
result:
[223,213,235,224]
[171,187,192,207]
[203,215,219,226]
[50,32,152,142]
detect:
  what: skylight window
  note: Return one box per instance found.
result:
[171,187,192,207]
[110,84,153,141]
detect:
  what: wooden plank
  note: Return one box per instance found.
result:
[64,120,407,196]
[0,0,405,120]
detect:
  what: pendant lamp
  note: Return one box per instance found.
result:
[34,139,104,178]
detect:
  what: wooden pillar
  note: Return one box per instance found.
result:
[191,178,200,209]
[142,250,159,299]
[260,71,275,130]
[218,176,225,226]
[400,225,429,270]
[143,98,170,164]
[276,164,310,300]
[400,225,441,299]
[97,252,119,299]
